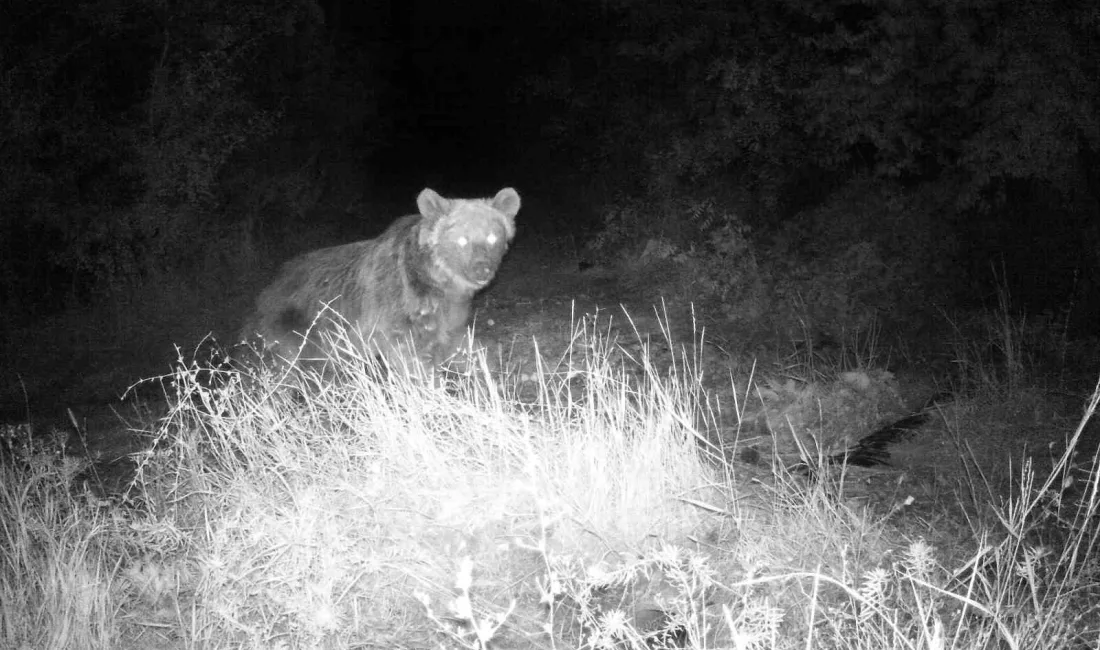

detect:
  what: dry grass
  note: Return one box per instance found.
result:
[1,306,1098,649]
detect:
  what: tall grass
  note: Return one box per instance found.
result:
[0,426,119,649]
[0,307,1097,648]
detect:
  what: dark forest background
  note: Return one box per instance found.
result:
[1,0,1097,354]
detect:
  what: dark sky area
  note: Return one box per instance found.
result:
[1,0,1098,324]
[338,0,585,196]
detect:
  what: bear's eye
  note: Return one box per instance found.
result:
[486,233,498,246]
[456,235,469,247]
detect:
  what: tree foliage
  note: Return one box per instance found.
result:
[541,0,1098,213]
[0,0,382,311]
[524,0,1098,316]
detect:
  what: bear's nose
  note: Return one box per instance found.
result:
[470,262,494,282]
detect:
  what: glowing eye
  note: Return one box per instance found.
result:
[456,236,468,246]
[486,233,498,245]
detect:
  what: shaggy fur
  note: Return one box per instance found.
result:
[241,187,520,373]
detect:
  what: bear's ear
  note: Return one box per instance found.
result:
[416,188,450,247]
[417,188,451,220]
[491,188,521,219]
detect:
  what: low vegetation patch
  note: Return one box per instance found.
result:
[1,311,1098,649]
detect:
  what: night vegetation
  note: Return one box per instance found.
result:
[1,0,1097,647]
